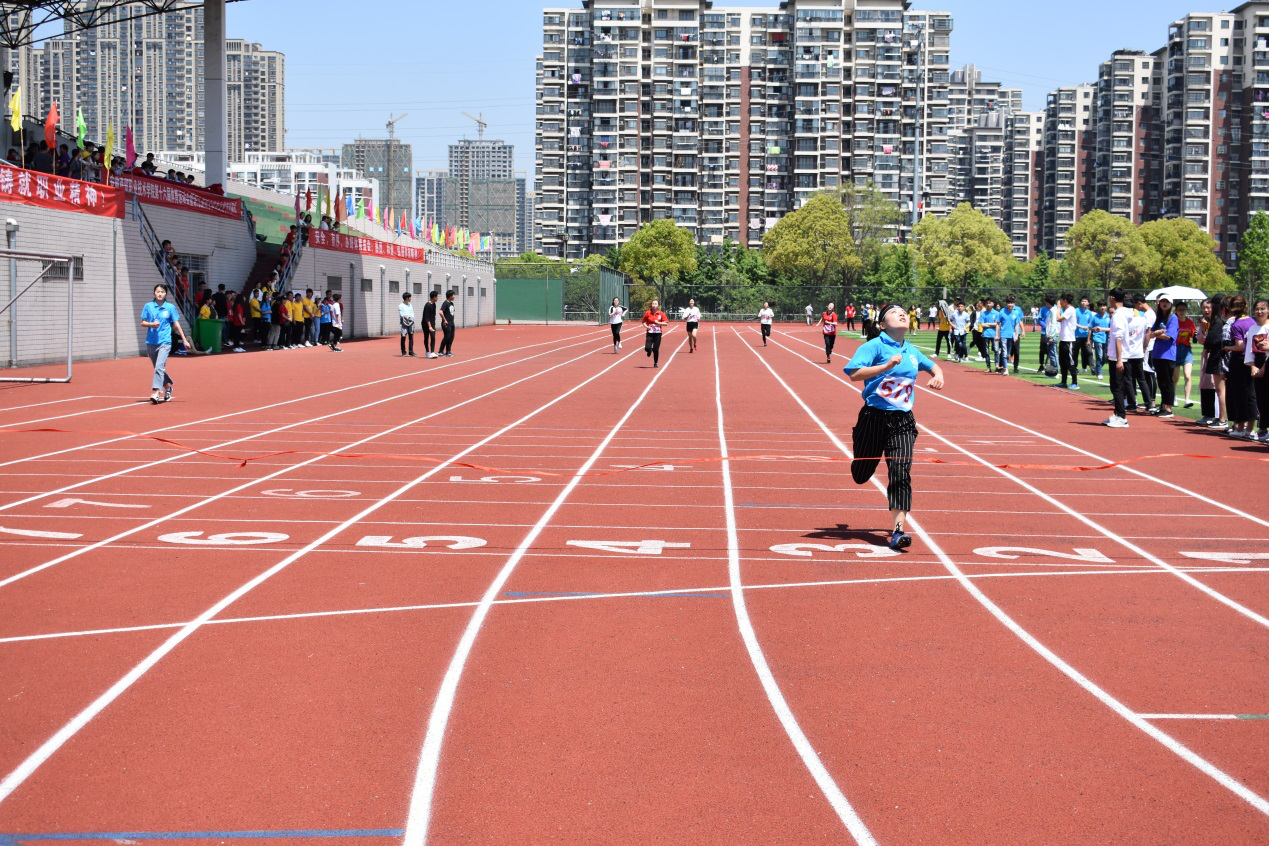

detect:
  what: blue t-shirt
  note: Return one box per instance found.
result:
[320,302,332,324]
[845,333,935,413]
[979,308,1001,339]
[1150,313,1178,362]
[141,301,180,346]
[1074,307,1093,339]
[1090,313,1110,342]
[1038,306,1051,331]
[997,306,1023,340]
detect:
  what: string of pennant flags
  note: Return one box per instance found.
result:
[9,96,494,255]
[295,182,494,255]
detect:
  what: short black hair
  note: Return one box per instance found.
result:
[429,291,438,299]
[1108,287,1126,304]
[1005,294,1015,303]
[446,290,456,299]
[402,292,412,300]
[1044,294,1056,306]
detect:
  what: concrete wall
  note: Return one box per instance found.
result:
[289,246,495,339]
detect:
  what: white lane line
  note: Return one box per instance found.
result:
[779,329,1269,531]
[0,341,605,589]
[1,402,140,428]
[1137,714,1245,721]
[0,337,647,806]
[768,337,1269,631]
[744,330,1269,818]
[0,329,602,472]
[713,335,877,844]
[3,567,1265,647]
[0,396,101,413]
[401,338,685,846]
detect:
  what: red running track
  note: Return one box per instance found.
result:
[0,323,1265,845]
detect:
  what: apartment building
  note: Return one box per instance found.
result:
[1041,83,1095,257]
[342,138,413,219]
[947,64,1021,208]
[1091,50,1158,224]
[3,2,284,163]
[447,138,520,257]
[535,0,953,259]
[416,170,448,224]
[1002,110,1044,260]
[960,111,1007,233]
[1237,1,1269,245]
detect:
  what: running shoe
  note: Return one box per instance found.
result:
[149,392,161,405]
[1184,401,1195,409]
[1069,383,1080,391]
[1156,411,1174,419]
[889,529,912,550]
[1104,416,1130,428]
[1196,417,1212,426]
[163,389,172,403]
[1208,420,1228,430]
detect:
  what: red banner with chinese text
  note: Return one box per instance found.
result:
[0,165,125,219]
[308,229,426,264]
[113,171,242,219]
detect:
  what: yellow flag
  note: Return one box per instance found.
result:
[8,88,20,132]
[104,123,115,168]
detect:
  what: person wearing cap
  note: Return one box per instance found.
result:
[845,303,946,550]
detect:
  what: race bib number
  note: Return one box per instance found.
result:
[824,322,837,335]
[876,375,915,411]
[647,325,662,334]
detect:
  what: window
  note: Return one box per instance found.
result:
[388,281,399,294]
[361,278,373,293]
[326,276,342,291]
[467,287,475,297]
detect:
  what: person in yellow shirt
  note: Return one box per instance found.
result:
[248,287,263,345]
[301,288,317,346]
[935,302,952,358]
[289,292,304,348]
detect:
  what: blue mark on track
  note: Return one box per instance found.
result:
[0,830,403,844]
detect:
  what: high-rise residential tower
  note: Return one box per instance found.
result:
[1041,83,1096,257]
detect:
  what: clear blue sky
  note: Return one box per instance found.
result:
[228,0,1205,178]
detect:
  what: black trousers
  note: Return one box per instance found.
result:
[823,333,836,359]
[845,316,856,331]
[439,324,455,355]
[1201,387,1217,419]
[760,323,771,344]
[1059,340,1078,385]
[935,330,950,356]
[610,323,621,344]
[423,324,436,354]
[400,325,414,355]
[1078,339,1092,370]
[1116,358,1146,415]
[1153,359,1175,409]
[851,405,918,513]
[329,327,343,348]
[644,331,662,365]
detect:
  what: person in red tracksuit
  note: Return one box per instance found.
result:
[844,302,857,332]
[815,302,839,363]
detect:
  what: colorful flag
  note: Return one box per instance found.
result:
[294,190,301,220]
[44,101,59,151]
[8,88,20,133]
[345,193,353,220]
[305,189,313,211]
[103,123,114,175]
[125,125,136,168]
[356,197,364,219]
[75,108,86,150]
[334,187,343,224]
[322,186,330,217]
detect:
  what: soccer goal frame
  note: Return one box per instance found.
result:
[0,248,77,383]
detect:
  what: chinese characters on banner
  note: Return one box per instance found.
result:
[0,165,125,219]
[308,229,426,264]
[112,172,242,219]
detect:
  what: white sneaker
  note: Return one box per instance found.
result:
[1104,416,1129,428]
[305,341,313,347]
[1069,383,1080,391]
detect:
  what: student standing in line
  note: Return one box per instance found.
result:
[1201,295,1228,429]
[1124,295,1152,413]
[1090,301,1110,380]
[996,295,1024,374]
[438,290,457,357]
[934,303,951,359]
[758,301,775,347]
[1224,295,1257,438]
[814,302,838,363]
[139,284,193,404]
[1147,296,1179,418]
[1104,289,1133,428]
[642,298,668,368]
[328,293,344,352]
[844,302,857,333]
[1075,296,1094,373]
[1133,296,1158,411]
[1245,298,1269,442]
[950,300,969,362]
[970,299,984,361]
[1036,295,1054,373]
[303,289,318,346]
[684,297,701,353]
[399,292,416,357]
[805,303,814,326]
[978,297,1000,372]
[1173,301,1197,409]
[1054,292,1080,390]
[318,293,333,346]
[422,291,439,358]
[845,304,945,550]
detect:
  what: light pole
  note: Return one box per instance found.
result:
[906,20,926,294]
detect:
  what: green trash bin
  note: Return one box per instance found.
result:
[195,318,225,354]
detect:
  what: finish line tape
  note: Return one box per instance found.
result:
[4,426,1268,476]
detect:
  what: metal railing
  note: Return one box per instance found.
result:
[132,197,193,325]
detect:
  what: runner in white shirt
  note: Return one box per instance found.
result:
[608,297,627,353]
[758,301,775,347]
[684,297,702,353]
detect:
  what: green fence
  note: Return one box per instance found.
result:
[494,262,628,324]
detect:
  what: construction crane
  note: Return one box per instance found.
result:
[384,113,408,219]
[461,111,488,141]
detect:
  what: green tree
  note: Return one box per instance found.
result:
[1139,217,1234,292]
[1062,210,1158,290]
[514,251,556,263]
[868,243,916,304]
[619,218,698,306]
[832,181,903,299]
[762,193,861,289]
[1236,211,1269,291]
[911,203,1011,293]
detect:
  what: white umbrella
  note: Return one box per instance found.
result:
[1145,285,1207,302]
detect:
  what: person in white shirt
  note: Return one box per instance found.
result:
[1104,289,1135,427]
[927,304,938,331]
[398,292,416,357]
[608,297,627,353]
[1054,292,1080,390]
[328,293,344,352]
[684,297,702,353]
[805,304,814,326]
[1132,298,1157,411]
[758,301,775,347]
[950,300,970,362]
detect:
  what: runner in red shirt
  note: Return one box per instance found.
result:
[844,302,857,332]
[642,299,668,368]
[814,302,839,363]
[1174,301,1198,408]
